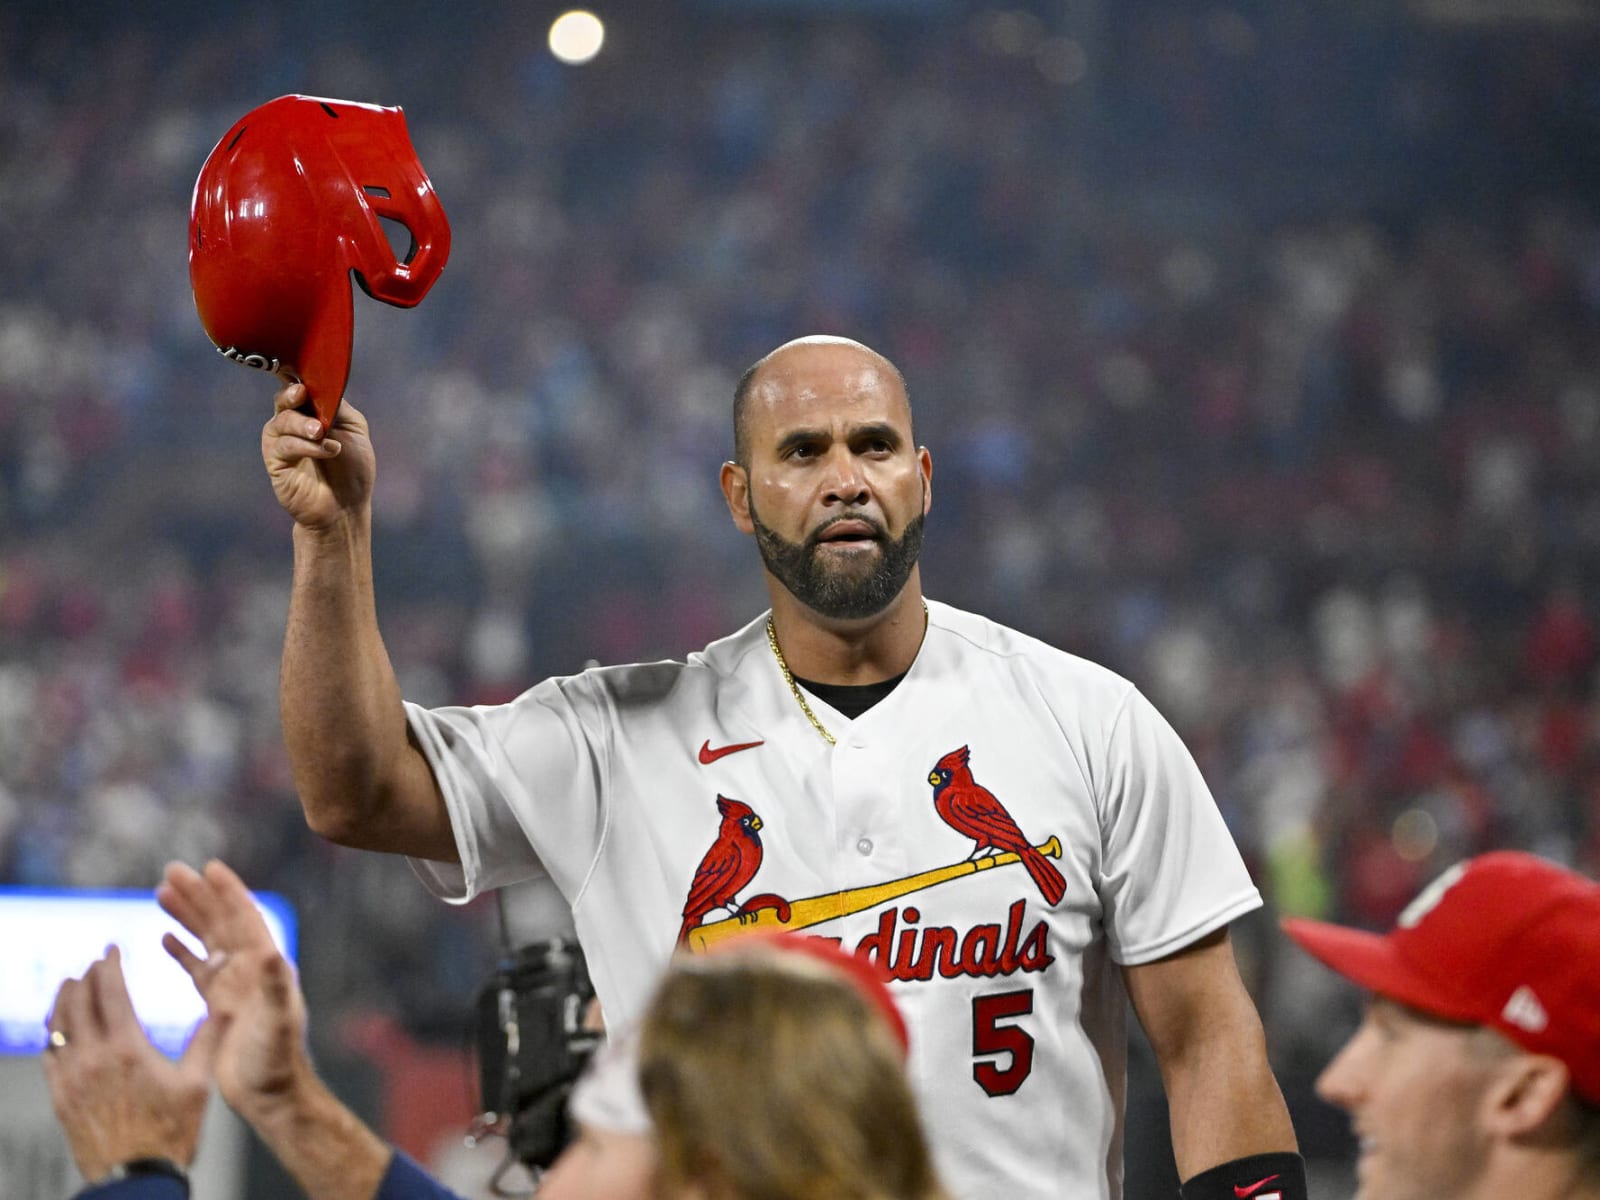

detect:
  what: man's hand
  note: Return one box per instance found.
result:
[158,860,313,1122]
[43,946,218,1182]
[261,383,376,530]
[160,861,396,1200]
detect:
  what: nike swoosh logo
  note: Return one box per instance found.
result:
[698,739,765,764]
[1234,1177,1281,1199]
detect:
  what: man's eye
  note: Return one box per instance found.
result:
[1365,1008,1402,1041]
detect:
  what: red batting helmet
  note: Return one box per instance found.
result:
[188,94,451,434]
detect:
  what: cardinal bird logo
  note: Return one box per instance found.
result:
[928,745,1066,907]
[677,795,767,946]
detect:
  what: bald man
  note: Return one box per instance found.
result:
[263,336,1303,1200]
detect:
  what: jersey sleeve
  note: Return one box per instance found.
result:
[1095,686,1261,965]
[404,675,608,905]
[72,1178,188,1200]
[374,1150,472,1200]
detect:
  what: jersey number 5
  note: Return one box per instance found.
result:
[971,989,1034,1096]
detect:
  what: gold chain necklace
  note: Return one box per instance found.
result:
[765,600,929,746]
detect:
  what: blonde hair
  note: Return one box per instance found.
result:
[637,944,947,1200]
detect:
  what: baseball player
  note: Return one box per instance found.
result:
[262,334,1306,1199]
[1285,851,1600,1200]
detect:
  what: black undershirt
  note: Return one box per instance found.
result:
[790,670,909,719]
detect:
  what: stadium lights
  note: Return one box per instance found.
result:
[549,10,606,65]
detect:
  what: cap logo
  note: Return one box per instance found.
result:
[219,346,282,373]
[1397,860,1469,928]
[1501,985,1549,1033]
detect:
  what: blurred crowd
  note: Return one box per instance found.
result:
[3,0,1600,1175]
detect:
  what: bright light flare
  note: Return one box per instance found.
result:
[550,10,605,65]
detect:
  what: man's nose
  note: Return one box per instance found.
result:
[822,450,869,506]
[1314,1034,1366,1112]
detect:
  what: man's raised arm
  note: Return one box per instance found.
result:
[264,382,456,861]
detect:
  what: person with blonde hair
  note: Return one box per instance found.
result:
[639,935,945,1200]
[542,932,947,1200]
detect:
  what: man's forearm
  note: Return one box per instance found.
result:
[1161,1015,1298,1178]
[1126,930,1300,1182]
[241,1070,393,1200]
[282,514,411,843]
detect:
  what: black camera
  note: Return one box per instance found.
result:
[473,937,601,1174]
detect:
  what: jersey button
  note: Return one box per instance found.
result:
[856,837,873,856]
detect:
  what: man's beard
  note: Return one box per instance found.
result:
[749,501,925,621]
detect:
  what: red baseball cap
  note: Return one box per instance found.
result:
[189,95,451,435]
[1283,851,1600,1103]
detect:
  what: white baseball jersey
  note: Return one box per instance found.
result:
[405,599,1260,1200]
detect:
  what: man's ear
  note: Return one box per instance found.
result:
[1480,1053,1571,1140]
[919,445,933,516]
[720,461,754,534]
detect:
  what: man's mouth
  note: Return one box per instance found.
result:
[813,518,881,546]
